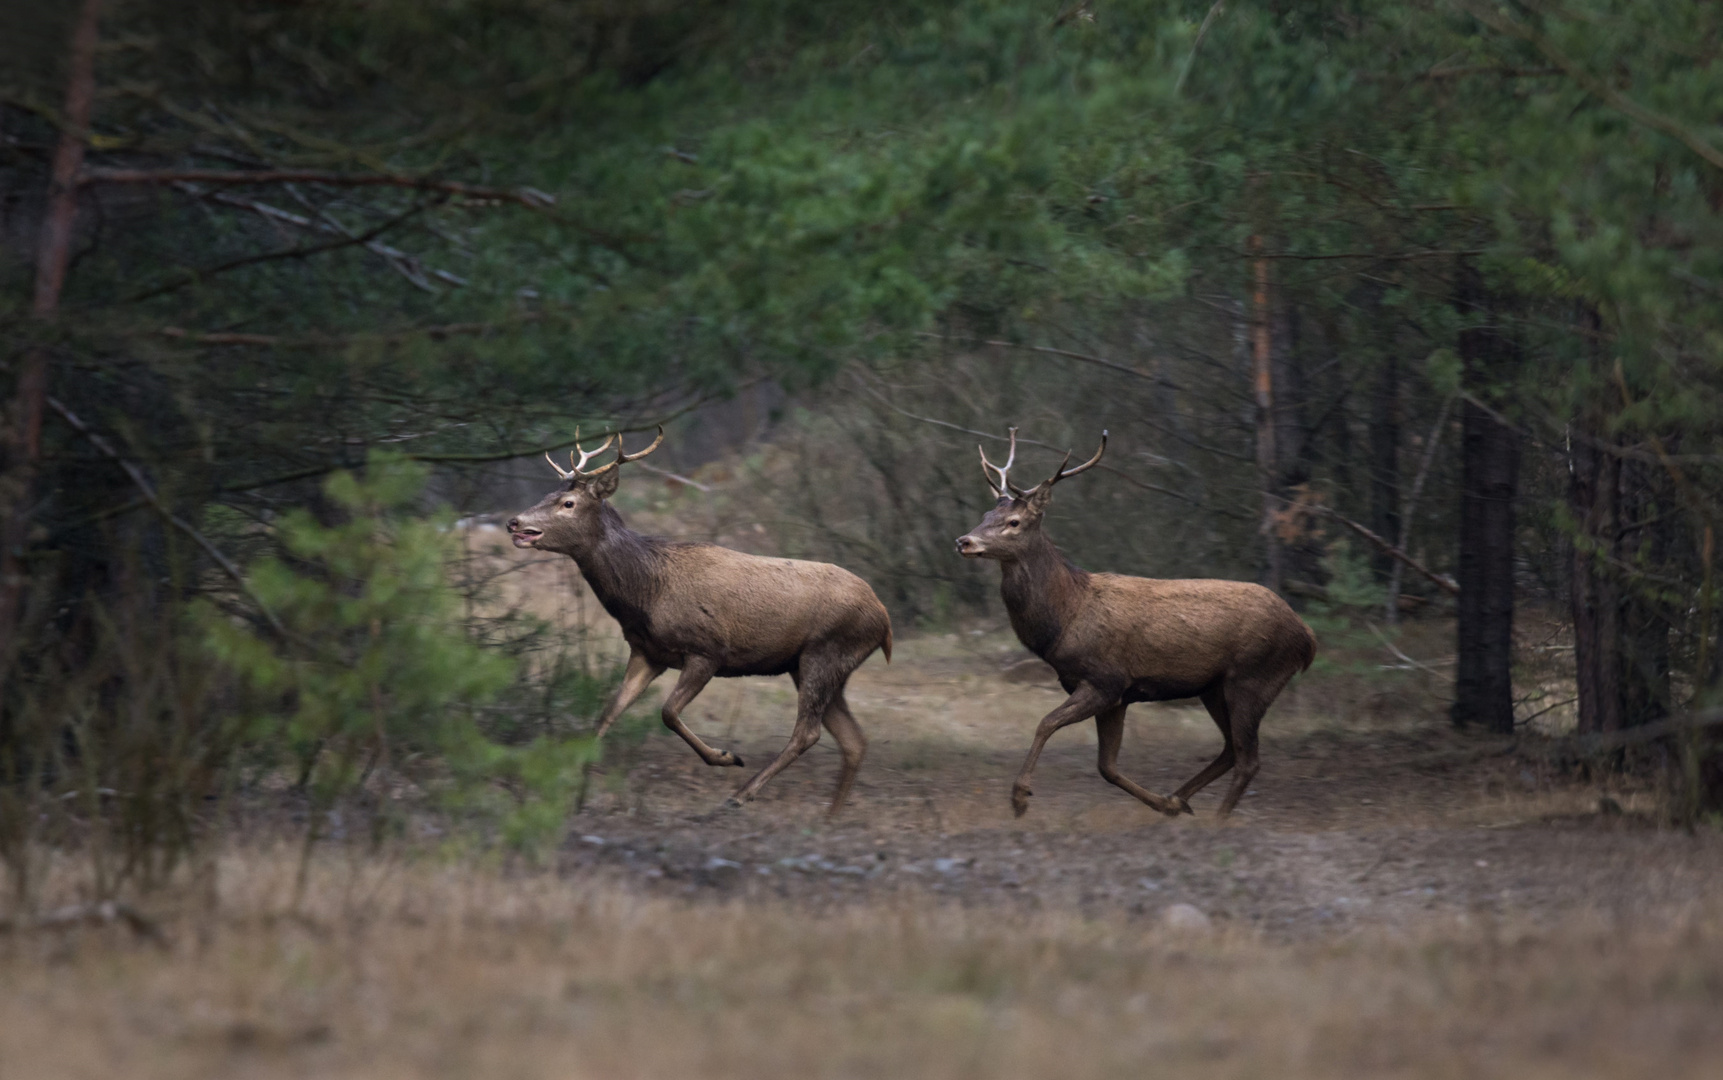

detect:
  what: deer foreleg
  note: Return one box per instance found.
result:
[660,657,745,767]
[593,649,666,738]
[1095,705,1189,817]
[1011,684,1115,817]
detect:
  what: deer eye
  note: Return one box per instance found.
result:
[563,500,575,508]
[1007,518,1021,528]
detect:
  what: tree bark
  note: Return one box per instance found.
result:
[1368,352,1401,583]
[1451,262,1520,734]
[1569,434,1623,734]
[1251,237,1282,594]
[0,0,102,684]
[1617,456,1672,727]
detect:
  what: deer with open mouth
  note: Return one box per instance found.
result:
[509,428,892,815]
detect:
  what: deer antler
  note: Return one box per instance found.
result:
[1034,430,1107,493]
[544,427,618,481]
[618,425,665,463]
[573,425,666,480]
[978,427,1020,498]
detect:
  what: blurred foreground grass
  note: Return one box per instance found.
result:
[2,844,1719,1080]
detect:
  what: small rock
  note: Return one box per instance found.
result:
[1161,903,1212,933]
[704,857,741,871]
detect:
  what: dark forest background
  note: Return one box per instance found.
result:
[5,0,1723,898]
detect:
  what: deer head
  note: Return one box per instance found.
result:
[955,427,1106,560]
[507,425,664,553]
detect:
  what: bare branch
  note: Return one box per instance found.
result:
[81,167,557,207]
[156,318,542,348]
[916,331,1155,382]
[122,202,429,304]
[1320,504,1460,596]
[46,395,290,640]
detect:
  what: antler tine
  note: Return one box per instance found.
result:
[616,425,665,463]
[1045,429,1107,487]
[570,426,617,475]
[544,451,576,480]
[977,426,1019,497]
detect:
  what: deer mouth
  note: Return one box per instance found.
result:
[512,527,543,548]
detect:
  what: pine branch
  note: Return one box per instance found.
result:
[1458,0,1723,173]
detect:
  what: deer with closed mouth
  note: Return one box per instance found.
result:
[508,428,892,814]
[955,428,1315,818]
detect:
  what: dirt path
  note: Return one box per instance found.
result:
[566,628,1723,938]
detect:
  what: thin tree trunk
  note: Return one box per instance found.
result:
[1251,236,1281,594]
[1451,261,1520,734]
[1368,352,1401,584]
[1569,433,1623,734]
[0,0,103,688]
[1386,394,1454,624]
[1618,456,1672,727]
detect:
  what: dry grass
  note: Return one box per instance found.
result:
[2,846,1721,1080]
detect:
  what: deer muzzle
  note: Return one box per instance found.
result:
[955,533,983,557]
[507,517,543,548]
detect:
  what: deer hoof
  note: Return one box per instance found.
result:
[712,751,746,768]
[721,795,746,810]
[1011,787,1032,817]
[1162,795,1192,817]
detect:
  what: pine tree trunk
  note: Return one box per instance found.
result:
[1617,457,1672,727]
[1451,263,1519,734]
[0,0,103,690]
[1251,238,1282,594]
[1569,435,1623,734]
[1368,353,1401,583]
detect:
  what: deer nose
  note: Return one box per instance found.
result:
[507,517,520,532]
[955,535,974,553]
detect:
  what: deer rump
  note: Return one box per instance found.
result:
[588,540,893,677]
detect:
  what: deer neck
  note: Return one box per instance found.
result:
[567,503,664,626]
[998,533,1089,659]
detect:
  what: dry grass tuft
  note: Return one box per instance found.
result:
[3,845,1721,1079]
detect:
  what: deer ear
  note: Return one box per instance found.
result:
[1025,485,1055,511]
[589,468,621,500]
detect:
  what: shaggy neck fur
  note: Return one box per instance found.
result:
[564,501,668,629]
[998,531,1091,658]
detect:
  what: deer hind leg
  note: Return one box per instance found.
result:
[820,689,867,818]
[1169,683,1238,809]
[726,662,840,807]
[1095,704,1187,817]
[1214,663,1301,817]
[1012,683,1117,817]
[660,656,745,768]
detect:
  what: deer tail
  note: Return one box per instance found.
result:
[1299,620,1318,672]
[881,621,893,664]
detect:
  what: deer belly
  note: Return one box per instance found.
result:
[1123,676,1212,704]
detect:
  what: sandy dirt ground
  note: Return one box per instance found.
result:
[566,622,1718,941]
